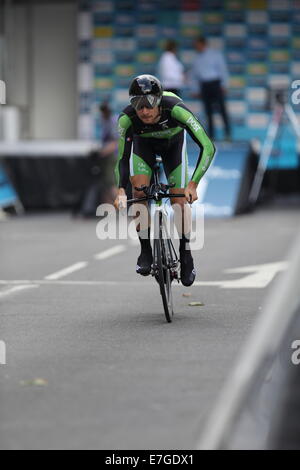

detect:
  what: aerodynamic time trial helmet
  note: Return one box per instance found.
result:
[129,74,163,111]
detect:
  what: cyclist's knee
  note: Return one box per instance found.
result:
[133,189,147,200]
[132,185,148,202]
[130,175,150,200]
[170,195,186,207]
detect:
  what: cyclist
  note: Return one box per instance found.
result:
[114,74,215,287]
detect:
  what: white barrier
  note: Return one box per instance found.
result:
[0,140,99,157]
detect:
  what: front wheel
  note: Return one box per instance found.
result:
[154,214,174,323]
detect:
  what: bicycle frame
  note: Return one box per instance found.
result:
[127,156,184,264]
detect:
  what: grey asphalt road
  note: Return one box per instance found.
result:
[0,203,300,450]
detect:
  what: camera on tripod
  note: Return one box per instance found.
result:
[249,84,300,206]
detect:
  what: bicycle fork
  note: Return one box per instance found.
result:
[151,205,180,283]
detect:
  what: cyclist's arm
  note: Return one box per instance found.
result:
[171,103,216,184]
[114,113,133,189]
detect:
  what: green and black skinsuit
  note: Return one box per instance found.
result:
[115,92,216,189]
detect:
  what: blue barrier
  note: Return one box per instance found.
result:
[0,163,19,209]
[188,141,257,217]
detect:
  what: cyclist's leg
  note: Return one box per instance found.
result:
[130,135,155,233]
[161,131,195,286]
[161,131,190,239]
[130,174,151,232]
[130,136,155,275]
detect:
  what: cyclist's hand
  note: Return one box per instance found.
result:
[114,188,127,210]
[185,181,198,204]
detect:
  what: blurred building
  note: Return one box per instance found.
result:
[0,0,299,189]
[0,0,77,140]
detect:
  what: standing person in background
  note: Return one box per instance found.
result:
[99,102,118,157]
[157,40,185,97]
[74,102,118,217]
[190,36,232,141]
[96,102,118,200]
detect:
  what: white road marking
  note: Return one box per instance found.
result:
[94,245,126,260]
[222,261,288,288]
[0,280,141,286]
[194,262,289,289]
[0,284,39,299]
[45,262,88,281]
[193,281,223,287]
[0,261,289,290]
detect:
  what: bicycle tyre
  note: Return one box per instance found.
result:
[154,213,174,323]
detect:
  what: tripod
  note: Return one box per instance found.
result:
[249,91,300,206]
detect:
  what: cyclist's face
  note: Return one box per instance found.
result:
[136,106,160,124]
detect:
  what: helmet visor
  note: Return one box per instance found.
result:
[130,94,161,111]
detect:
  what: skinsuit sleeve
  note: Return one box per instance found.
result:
[114,113,133,189]
[171,103,216,184]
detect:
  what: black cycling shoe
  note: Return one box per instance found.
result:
[136,249,153,276]
[180,250,196,287]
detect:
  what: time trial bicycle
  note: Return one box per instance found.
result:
[127,156,190,323]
